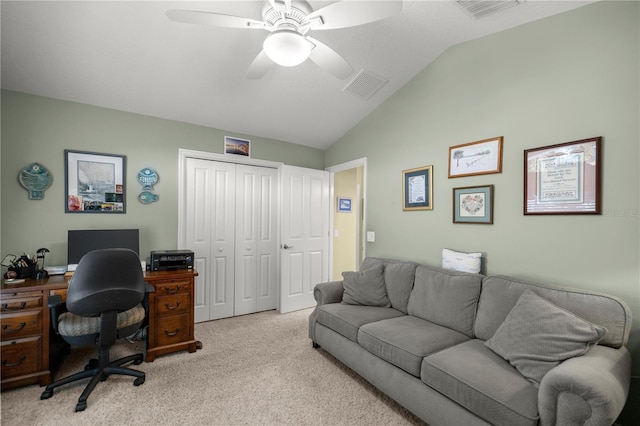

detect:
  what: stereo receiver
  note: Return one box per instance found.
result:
[150,250,194,271]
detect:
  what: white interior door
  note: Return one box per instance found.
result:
[185,158,236,322]
[280,165,330,313]
[235,165,278,316]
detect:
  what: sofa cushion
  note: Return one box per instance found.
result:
[361,257,417,314]
[475,276,631,348]
[315,303,405,343]
[407,265,482,337]
[358,316,469,377]
[421,339,539,426]
[485,289,607,385]
[342,264,390,307]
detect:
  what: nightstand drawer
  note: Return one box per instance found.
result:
[155,313,190,347]
[1,336,41,379]
[155,293,190,315]
[0,310,42,339]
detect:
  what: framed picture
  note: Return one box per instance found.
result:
[65,150,126,213]
[402,165,433,211]
[453,185,494,224]
[448,136,503,178]
[524,137,602,215]
[224,136,251,157]
[337,197,352,212]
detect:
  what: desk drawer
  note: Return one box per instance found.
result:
[1,296,42,312]
[155,313,190,347]
[155,293,190,316]
[1,336,41,379]
[0,310,42,339]
[154,279,191,296]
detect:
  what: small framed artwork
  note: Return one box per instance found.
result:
[524,137,602,215]
[402,165,433,211]
[224,136,251,157]
[453,185,494,224]
[448,136,503,178]
[65,150,126,213]
[337,197,352,212]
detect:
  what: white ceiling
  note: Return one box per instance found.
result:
[1,0,593,150]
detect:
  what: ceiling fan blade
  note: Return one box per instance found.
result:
[246,50,274,79]
[307,37,354,80]
[166,10,264,29]
[307,1,402,30]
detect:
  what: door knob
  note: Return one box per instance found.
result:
[282,244,294,250]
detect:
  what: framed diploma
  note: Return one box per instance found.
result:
[524,137,602,215]
[402,165,433,211]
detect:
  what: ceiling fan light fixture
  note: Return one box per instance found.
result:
[263,30,312,67]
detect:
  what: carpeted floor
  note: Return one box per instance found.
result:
[1,308,426,425]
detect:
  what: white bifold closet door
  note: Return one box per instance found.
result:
[185,158,277,322]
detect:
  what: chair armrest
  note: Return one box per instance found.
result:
[47,294,63,334]
[313,280,344,306]
[47,294,62,308]
[538,345,631,426]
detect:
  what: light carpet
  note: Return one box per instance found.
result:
[1,308,425,425]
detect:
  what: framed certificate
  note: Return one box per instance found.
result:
[402,165,433,211]
[524,137,602,215]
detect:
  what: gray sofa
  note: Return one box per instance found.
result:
[309,257,632,426]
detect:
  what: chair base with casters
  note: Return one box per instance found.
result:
[41,296,146,412]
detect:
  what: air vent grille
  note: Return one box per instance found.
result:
[455,0,522,19]
[343,69,388,100]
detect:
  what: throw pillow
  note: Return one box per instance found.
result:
[442,248,482,274]
[341,264,390,307]
[485,289,607,385]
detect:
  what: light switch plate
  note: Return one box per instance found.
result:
[366,231,375,242]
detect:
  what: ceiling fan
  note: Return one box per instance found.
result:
[166,0,402,80]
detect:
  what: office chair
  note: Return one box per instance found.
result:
[41,248,147,412]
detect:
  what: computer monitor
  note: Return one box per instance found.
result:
[67,229,140,266]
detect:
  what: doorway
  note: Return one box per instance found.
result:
[327,158,367,280]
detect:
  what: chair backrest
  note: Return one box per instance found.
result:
[66,248,145,317]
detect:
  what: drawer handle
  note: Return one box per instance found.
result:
[2,302,27,311]
[164,328,180,337]
[164,301,181,310]
[163,286,181,294]
[2,322,27,333]
[2,355,26,367]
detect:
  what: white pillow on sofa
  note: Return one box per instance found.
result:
[442,248,482,274]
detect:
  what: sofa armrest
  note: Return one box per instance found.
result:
[309,280,344,344]
[313,280,344,306]
[538,345,631,426]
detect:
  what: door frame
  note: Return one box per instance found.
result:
[326,157,367,277]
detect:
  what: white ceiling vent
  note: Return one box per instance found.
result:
[456,1,523,19]
[343,69,388,100]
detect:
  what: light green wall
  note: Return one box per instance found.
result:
[0,90,324,266]
[326,1,640,376]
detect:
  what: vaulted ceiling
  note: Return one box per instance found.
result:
[1,1,593,149]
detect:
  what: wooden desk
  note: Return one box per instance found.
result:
[1,269,199,391]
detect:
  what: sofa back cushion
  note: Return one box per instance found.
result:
[407,265,483,338]
[361,257,417,314]
[475,276,631,348]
